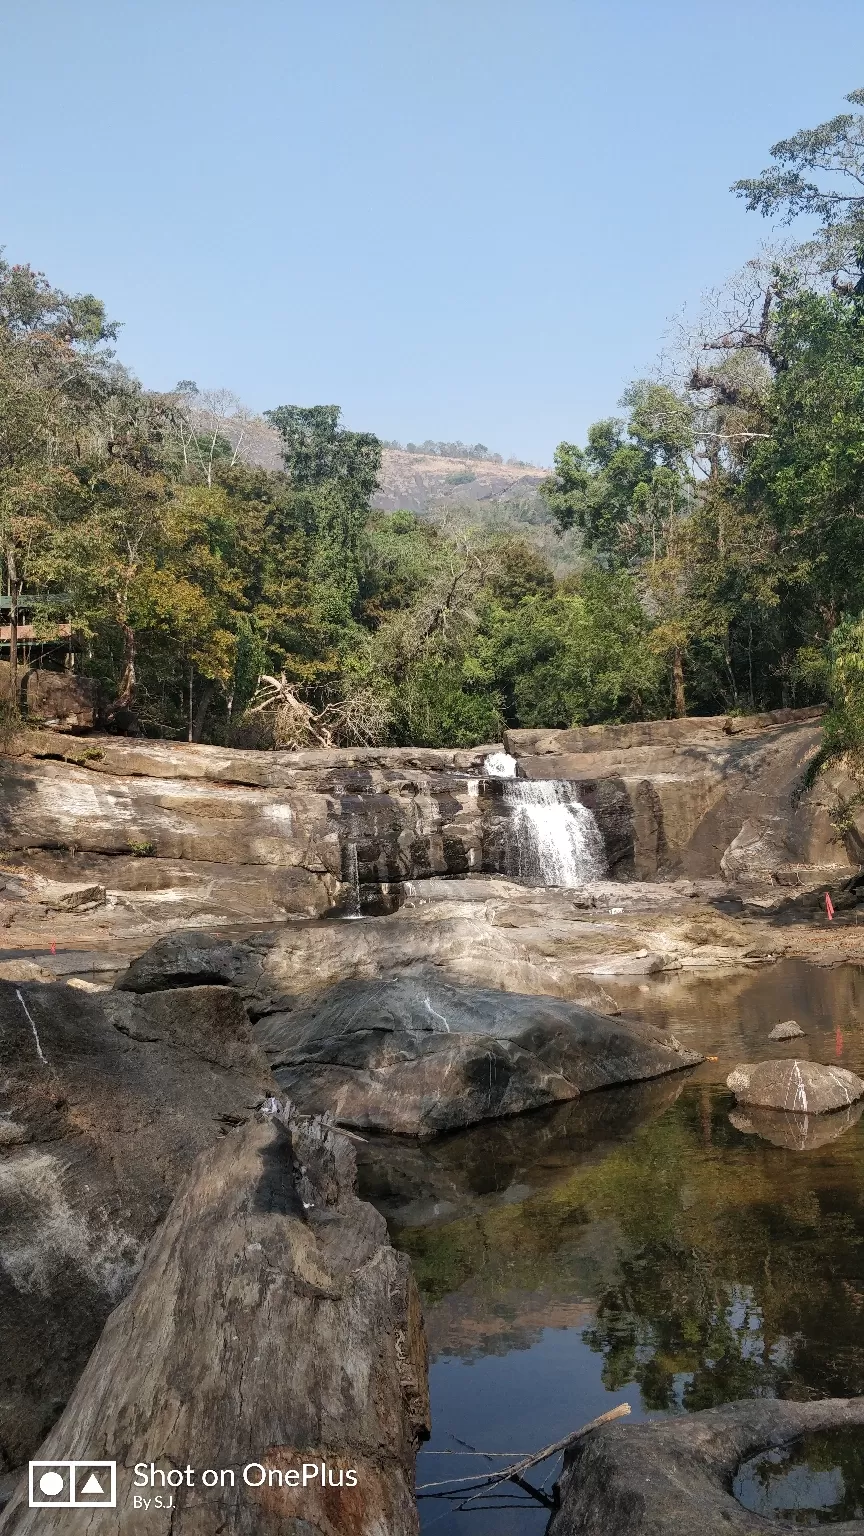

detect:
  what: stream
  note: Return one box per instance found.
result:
[358,959,864,1533]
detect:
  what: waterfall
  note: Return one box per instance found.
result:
[484,750,517,779]
[342,841,362,919]
[484,753,606,887]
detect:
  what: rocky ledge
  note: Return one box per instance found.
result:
[548,1397,864,1535]
[0,707,855,944]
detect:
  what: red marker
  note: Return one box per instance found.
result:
[50,940,57,954]
[825,891,835,921]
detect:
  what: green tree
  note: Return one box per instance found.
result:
[265,404,382,626]
[0,257,116,701]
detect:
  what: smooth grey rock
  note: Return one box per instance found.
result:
[257,973,702,1135]
[115,929,262,993]
[0,980,272,1476]
[548,1397,864,1536]
[727,1058,864,1113]
[769,1018,805,1040]
[0,1112,429,1535]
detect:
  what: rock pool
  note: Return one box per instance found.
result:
[358,959,864,1534]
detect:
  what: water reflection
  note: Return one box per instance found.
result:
[734,1428,864,1525]
[358,961,864,1535]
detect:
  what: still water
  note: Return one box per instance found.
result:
[358,960,864,1534]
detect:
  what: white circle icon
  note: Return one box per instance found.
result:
[39,1472,65,1497]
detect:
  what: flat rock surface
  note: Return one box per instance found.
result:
[257,973,702,1134]
[727,1058,864,1113]
[0,1111,430,1535]
[0,980,272,1477]
[548,1397,864,1535]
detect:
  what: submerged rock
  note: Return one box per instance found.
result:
[1,1110,429,1535]
[0,980,271,1478]
[727,1058,864,1114]
[769,1019,804,1040]
[257,973,702,1135]
[548,1397,864,1535]
[729,1100,864,1150]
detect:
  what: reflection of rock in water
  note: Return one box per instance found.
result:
[729,1099,864,1151]
[358,1073,686,1230]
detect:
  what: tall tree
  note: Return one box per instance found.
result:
[0,258,116,701]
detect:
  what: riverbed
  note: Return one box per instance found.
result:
[358,959,864,1534]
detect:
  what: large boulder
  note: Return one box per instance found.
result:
[115,929,264,994]
[0,1109,430,1535]
[256,973,702,1135]
[727,1058,864,1113]
[0,979,272,1479]
[548,1397,864,1536]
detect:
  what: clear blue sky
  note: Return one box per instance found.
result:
[2,1,859,464]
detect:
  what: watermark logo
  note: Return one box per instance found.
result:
[29,1461,117,1508]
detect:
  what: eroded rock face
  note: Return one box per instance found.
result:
[548,1397,864,1536]
[0,980,272,1476]
[0,707,846,937]
[256,974,702,1135]
[0,1110,430,1535]
[727,1058,864,1113]
[507,707,846,884]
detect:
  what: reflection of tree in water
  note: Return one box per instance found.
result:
[736,1428,864,1522]
[580,1091,864,1409]
[392,1086,864,1406]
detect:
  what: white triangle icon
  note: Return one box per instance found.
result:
[81,1474,103,1496]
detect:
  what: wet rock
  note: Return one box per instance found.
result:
[0,1110,429,1535]
[769,1019,804,1040]
[257,973,702,1135]
[727,1058,864,1113]
[548,1397,864,1536]
[729,1100,864,1150]
[0,979,272,1477]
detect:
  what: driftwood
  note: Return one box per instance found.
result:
[416,1403,631,1498]
[1,1106,429,1535]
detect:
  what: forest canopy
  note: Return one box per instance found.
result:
[3,85,864,752]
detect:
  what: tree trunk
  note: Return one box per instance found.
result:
[7,546,20,710]
[671,647,686,718]
[191,679,215,742]
[116,623,136,707]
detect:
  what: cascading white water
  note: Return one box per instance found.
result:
[483,750,517,779]
[342,841,363,919]
[484,752,606,886]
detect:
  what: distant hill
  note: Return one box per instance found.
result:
[220,417,579,571]
[373,447,550,514]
